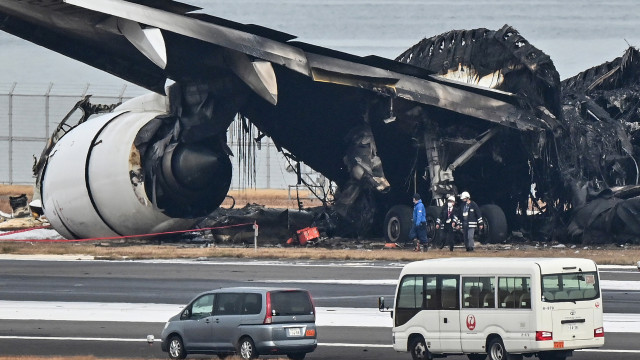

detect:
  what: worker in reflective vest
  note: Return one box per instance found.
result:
[459,191,483,252]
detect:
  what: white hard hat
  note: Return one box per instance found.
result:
[447,196,455,202]
[460,191,470,199]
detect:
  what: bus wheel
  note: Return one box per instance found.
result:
[409,336,429,360]
[538,352,567,360]
[384,205,413,243]
[487,337,522,360]
[468,354,487,360]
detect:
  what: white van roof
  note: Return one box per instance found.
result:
[400,257,598,276]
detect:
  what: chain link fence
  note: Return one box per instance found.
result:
[0,82,325,191]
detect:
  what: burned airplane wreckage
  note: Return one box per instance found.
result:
[2,1,640,244]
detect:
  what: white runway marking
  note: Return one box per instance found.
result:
[0,301,639,332]
[1,254,639,273]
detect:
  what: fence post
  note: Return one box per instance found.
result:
[8,82,16,184]
[45,82,53,139]
[253,221,258,251]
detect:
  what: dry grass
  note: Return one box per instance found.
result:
[222,188,323,209]
[0,185,318,213]
[0,241,638,265]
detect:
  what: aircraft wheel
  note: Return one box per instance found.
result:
[384,205,413,243]
[479,204,508,244]
[426,206,442,249]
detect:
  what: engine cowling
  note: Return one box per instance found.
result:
[40,93,232,239]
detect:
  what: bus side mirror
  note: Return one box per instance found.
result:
[378,296,392,317]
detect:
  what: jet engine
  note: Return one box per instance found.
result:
[39,93,232,239]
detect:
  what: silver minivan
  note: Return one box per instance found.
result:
[161,287,317,360]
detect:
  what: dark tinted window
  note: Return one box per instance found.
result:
[214,293,244,315]
[270,291,313,316]
[242,293,262,314]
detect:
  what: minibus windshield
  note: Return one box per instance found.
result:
[541,271,599,302]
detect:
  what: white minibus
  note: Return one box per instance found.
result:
[379,258,604,360]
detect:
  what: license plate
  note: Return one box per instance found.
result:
[287,328,302,337]
[554,341,564,349]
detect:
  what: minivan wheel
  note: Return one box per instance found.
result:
[287,353,306,360]
[238,337,258,359]
[409,336,429,360]
[168,336,186,359]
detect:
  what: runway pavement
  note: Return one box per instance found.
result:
[0,257,639,359]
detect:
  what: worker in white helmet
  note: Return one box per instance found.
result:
[459,191,483,251]
[436,195,459,251]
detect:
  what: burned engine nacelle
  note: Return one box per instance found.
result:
[40,93,232,239]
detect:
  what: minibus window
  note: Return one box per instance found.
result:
[395,275,425,326]
[541,271,599,302]
[462,277,495,308]
[498,277,531,309]
[439,276,459,310]
[397,276,424,309]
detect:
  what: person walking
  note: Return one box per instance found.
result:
[410,193,428,251]
[459,191,483,251]
[436,195,459,251]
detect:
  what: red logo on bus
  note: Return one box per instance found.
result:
[466,315,476,330]
[595,302,600,308]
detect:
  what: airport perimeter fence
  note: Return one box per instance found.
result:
[0,82,325,193]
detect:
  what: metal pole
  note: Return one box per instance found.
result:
[253,221,258,251]
[45,82,53,139]
[8,82,16,184]
[266,141,271,188]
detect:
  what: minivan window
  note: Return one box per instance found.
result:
[191,294,214,319]
[271,291,313,315]
[215,293,244,315]
[243,293,262,314]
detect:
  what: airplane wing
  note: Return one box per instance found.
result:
[0,0,557,131]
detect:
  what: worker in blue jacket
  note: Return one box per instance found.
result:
[410,193,429,251]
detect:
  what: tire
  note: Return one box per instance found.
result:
[167,335,186,360]
[238,337,258,359]
[409,336,429,360]
[287,353,306,360]
[538,352,567,360]
[479,204,508,244]
[487,337,522,360]
[468,354,487,360]
[384,205,413,243]
[426,206,442,249]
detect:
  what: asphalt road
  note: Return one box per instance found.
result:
[0,258,638,359]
